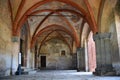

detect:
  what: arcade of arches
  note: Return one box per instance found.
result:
[0,0,120,77]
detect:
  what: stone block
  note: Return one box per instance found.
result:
[113,63,120,75]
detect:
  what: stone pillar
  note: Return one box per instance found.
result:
[93,33,115,75]
[77,48,85,71]
[79,48,85,71]
[77,48,80,71]
[11,36,20,75]
[31,49,35,69]
[72,53,77,69]
[85,40,89,72]
[113,11,120,75]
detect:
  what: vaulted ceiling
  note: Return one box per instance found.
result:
[8,0,117,50]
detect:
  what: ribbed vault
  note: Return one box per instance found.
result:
[9,0,102,50]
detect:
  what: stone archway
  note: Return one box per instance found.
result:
[20,23,28,67]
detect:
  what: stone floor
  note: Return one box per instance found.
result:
[0,70,120,80]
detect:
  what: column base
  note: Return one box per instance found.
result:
[112,63,120,75]
[93,65,116,76]
[77,68,80,72]
[15,64,21,75]
[77,67,85,72]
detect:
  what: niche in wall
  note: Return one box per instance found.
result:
[61,50,66,56]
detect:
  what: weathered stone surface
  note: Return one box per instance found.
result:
[0,0,120,77]
[88,32,96,72]
[0,0,19,76]
[39,39,74,69]
[93,33,116,75]
[112,11,120,75]
[76,48,85,71]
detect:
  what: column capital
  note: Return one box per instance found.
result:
[80,47,84,51]
[93,33,111,40]
[77,47,84,51]
[11,36,19,42]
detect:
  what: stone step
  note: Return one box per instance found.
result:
[21,67,31,71]
[21,70,37,75]
[28,70,37,74]
[21,67,37,75]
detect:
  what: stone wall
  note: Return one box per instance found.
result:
[0,0,19,76]
[40,53,73,70]
[39,39,75,70]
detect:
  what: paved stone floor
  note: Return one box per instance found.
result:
[0,70,120,80]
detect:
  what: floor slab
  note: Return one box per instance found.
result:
[0,70,120,80]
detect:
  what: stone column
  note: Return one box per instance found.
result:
[93,33,115,75]
[77,48,85,71]
[31,49,35,69]
[113,11,120,75]
[85,40,89,72]
[77,48,80,71]
[11,36,20,75]
[79,48,85,71]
